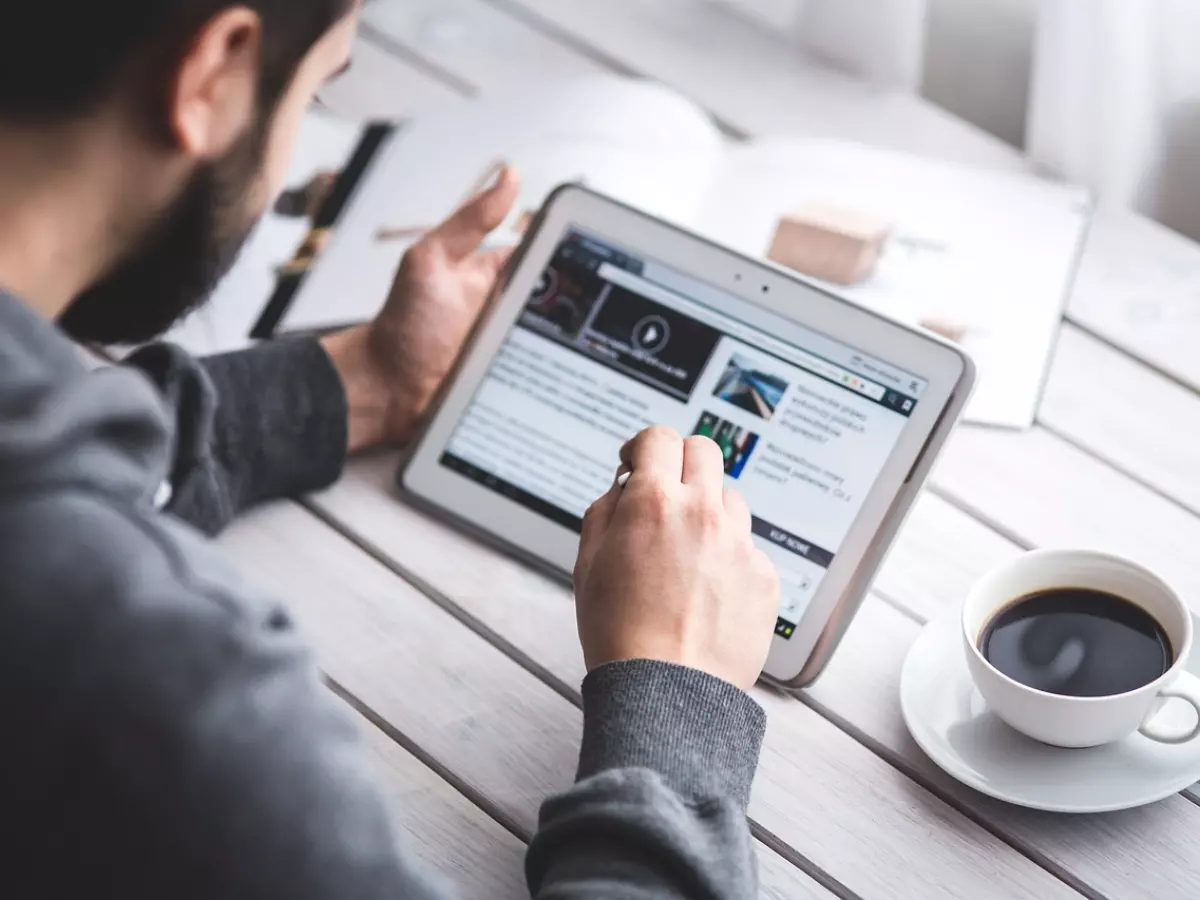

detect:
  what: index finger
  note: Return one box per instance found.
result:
[682,435,725,498]
[621,426,685,484]
[424,166,521,261]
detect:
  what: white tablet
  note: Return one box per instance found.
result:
[399,186,975,687]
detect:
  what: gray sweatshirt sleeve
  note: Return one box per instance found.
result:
[529,661,764,899]
[123,338,348,535]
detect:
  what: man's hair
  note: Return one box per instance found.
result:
[1,1,355,124]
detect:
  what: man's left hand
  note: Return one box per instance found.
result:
[322,166,521,451]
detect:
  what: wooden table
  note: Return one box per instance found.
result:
[219,3,1200,897]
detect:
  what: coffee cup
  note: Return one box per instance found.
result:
[962,549,1200,748]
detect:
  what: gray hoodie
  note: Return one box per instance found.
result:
[0,288,765,898]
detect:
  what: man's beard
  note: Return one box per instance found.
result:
[58,124,266,346]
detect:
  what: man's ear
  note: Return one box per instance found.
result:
[167,8,262,159]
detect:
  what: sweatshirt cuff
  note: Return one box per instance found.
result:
[577,660,765,810]
[199,337,348,506]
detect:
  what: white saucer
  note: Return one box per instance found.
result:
[900,605,1200,813]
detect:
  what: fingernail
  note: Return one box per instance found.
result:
[616,471,632,489]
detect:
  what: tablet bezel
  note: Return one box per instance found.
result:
[400,185,974,686]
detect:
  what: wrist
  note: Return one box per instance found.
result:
[578,659,765,808]
[321,325,395,452]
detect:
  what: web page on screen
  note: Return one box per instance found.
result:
[441,230,926,637]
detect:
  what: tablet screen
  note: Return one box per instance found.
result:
[440,229,927,638]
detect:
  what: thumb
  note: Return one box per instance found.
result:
[475,246,514,279]
[425,165,521,262]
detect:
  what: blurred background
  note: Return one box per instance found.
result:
[335,0,1200,242]
[719,0,1200,242]
[184,0,1200,383]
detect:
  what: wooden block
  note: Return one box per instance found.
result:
[768,202,890,286]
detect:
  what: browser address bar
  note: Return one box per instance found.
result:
[596,263,887,402]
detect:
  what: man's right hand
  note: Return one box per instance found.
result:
[573,426,781,691]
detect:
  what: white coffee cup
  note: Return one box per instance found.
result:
[962,549,1200,748]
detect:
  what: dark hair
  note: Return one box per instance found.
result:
[0,1,355,124]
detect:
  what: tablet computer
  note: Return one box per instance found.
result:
[399,185,975,687]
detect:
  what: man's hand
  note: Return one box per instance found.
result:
[323,167,521,451]
[573,427,780,691]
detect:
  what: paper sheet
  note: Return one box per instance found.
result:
[279,76,725,334]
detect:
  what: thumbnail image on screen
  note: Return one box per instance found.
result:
[713,354,789,420]
[524,263,598,339]
[692,411,760,479]
[519,242,722,402]
[443,229,928,643]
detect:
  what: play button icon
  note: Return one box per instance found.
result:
[632,315,670,354]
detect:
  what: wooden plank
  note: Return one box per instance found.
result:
[891,418,1200,795]
[319,35,464,121]
[852,454,1200,824]
[361,0,607,93]
[346,706,529,899]
[805,595,1200,900]
[871,491,1023,622]
[319,4,1200,886]
[855,486,1200,808]
[308,458,1200,894]
[1068,209,1200,394]
[304,456,1090,900]
[219,501,833,900]
[1041,325,1200,517]
[932,425,1200,608]
[221,504,579,825]
[756,857,830,900]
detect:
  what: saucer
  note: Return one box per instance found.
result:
[900,605,1200,813]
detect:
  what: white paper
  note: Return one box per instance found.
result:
[696,140,1092,428]
[280,76,724,334]
[161,110,364,355]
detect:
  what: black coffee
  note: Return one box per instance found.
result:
[979,588,1172,697]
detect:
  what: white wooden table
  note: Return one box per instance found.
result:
[220,3,1200,897]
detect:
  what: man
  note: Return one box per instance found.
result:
[0,2,780,897]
